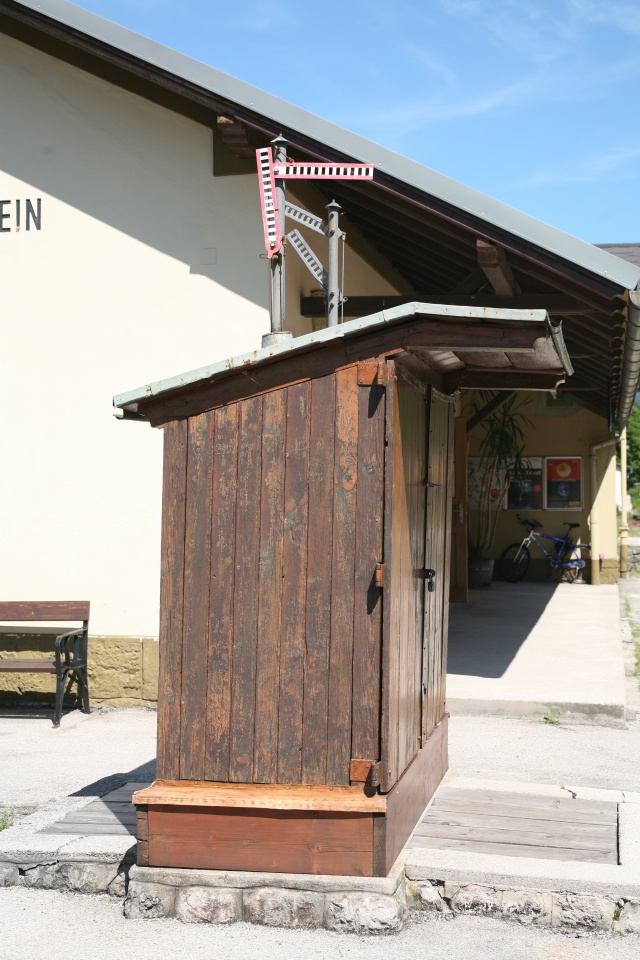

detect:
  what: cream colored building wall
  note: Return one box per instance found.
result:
[0,34,403,639]
[468,393,618,575]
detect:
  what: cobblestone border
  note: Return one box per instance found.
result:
[0,858,129,897]
[406,879,640,934]
[3,856,640,934]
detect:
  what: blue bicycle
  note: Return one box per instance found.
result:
[498,515,590,583]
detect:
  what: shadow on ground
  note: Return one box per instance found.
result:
[70,761,156,799]
[448,582,558,678]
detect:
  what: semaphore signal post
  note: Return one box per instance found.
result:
[256,138,374,345]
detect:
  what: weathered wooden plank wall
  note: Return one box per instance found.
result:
[156,418,188,780]
[205,403,238,781]
[302,374,335,785]
[253,390,286,783]
[157,364,387,787]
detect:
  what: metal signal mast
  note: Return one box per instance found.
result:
[256,139,374,345]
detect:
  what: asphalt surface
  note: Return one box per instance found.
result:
[0,706,157,806]
[0,887,638,960]
[448,714,640,791]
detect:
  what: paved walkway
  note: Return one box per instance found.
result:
[446,582,626,724]
[1,582,639,942]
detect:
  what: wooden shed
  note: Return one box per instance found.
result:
[115,303,569,877]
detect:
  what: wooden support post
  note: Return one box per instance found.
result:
[477,240,520,296]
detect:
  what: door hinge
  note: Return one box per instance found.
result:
[357,360,391,386]
[374,562,385,588]
[350,759,382,788]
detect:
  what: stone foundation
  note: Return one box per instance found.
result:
[3,854,640,935]
[122,864,407,934]
[0,633,159,707]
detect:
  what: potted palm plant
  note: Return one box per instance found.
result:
[468,393,532,587]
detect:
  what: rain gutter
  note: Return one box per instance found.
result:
[618,290,640,429]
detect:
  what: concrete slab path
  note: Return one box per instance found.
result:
[446,582,626,724]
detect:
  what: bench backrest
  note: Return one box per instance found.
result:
[0,602,90,622]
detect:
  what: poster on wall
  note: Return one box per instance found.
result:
[546,457,583,510]
[468,458,504,510]
[506,458,544,511]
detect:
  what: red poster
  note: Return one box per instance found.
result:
[546,457,582,509]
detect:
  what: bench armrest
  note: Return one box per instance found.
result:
[54,628,87,671]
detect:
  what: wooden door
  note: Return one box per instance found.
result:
[381,371,427,790]
[422,391,455,743]
[381,376,454,791]
[449,416,468,601]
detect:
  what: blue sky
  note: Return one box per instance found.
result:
[72,0,637,243]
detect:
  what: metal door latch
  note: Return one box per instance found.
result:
[416,568,437,591]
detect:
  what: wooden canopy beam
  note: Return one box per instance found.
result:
[476,240,520,296]
[446,370,565,392]
[466,392,516,433]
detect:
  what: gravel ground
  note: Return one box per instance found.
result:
[0,887,638,960]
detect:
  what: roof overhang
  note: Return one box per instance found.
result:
[4,0,639,423]
[114,304,570,426]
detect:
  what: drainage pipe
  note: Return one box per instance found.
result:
[590,437,617,585]
[620,426,628,578]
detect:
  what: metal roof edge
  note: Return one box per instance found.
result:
[618,291,640,429]
[7,0,640,294]
[113,302,552,414]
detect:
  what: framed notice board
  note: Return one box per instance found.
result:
[507,458,544,511]
[545,457,583,510]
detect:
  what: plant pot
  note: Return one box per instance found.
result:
[468,557,495,589]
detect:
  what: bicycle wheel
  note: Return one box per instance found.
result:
[556,543,583,583]
[499,543,531,582]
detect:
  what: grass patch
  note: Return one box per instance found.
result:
[0,808,14,832]
[542,709,562,725]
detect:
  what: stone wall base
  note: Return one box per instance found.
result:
[3,856,640,936]
[122,865,407,934]
[0,857,130,897]
[405,879,640,935]
[598,557,619,585]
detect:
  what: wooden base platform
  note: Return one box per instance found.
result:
[133,717,447,877]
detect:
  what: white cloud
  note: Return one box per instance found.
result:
[403,46,458,87]
[509,145,640,188]
[567,0,640,38]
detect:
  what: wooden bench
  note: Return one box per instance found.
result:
[0,602,90,727]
